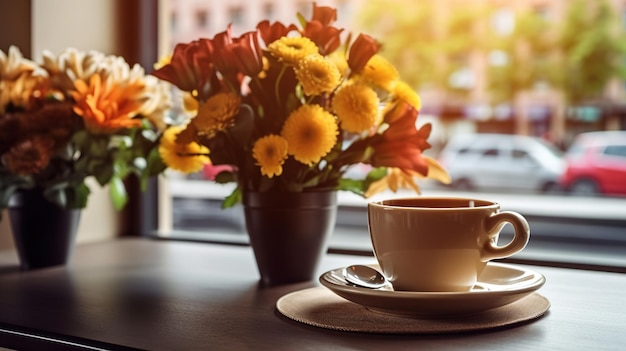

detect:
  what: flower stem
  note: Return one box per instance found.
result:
[274,65,287,106]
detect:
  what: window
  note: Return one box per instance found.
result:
[157,0,626,273]
[170,11,177,33]
[604,145,626,158]
[482,148,500,157]
[228,6,244,26]
[262,3,274,20]
[195,9,208,28]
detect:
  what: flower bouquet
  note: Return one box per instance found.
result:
[154,3,450,208]
[0,46,171,213]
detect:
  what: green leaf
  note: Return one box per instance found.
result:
[145,148,167,177]
[296,12,307,28]
[72,130,90,148]
[337,178,367,196]
[94,163,114,186]
[222,187,242,209]
[71,182,91,209]
[214,171,236,184]
[89,137,109,157]
[366,167,387,180]
[109,176,128,210]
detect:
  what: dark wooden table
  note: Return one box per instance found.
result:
[0,238,624,350]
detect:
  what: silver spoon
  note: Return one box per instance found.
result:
[343,265,387,289]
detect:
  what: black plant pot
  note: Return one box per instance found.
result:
[8,189,81,270]
[243,191,337,286]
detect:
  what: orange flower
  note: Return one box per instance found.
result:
[370,103,431,176]
[364,159,450,198]
[71,74,144,133]
[2,135,55,175]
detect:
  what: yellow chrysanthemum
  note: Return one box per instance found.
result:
[328,51,348,76]
[281,104,338,166]
[359,54,399,91]
[393,81,421,110]
[252,134,289,178]
[332,82,380,133]
[295,55,341,96]
[193,92,240,135]
[267,37,319,65]
[158,126,210,173]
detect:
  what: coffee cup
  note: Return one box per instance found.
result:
[367,197,530,292]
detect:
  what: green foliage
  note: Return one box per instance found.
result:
[357,1,489,94]
[486,9,557,103]
[109,176,127,210]
[357,0,626,107]
[0,119,165,214]
[337,166,387,196]
[357,0,443,90]
[223,186,242,209]
[558,0,626,103]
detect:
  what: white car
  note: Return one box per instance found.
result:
[438,133,565,193]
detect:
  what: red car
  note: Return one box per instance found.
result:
[560,131,626,196]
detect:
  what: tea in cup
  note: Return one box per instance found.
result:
[367,197,530,292]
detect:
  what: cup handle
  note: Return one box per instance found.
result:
[481,211,530,261]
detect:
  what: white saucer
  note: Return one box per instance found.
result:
[319,262,546,317]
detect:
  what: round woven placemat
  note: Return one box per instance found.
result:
[276,286,550,334]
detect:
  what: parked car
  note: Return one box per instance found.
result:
[559,131,626,196]
[438,133,564,193]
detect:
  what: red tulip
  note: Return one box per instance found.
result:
[231,31,264,77]
[311,3,337,26]
[151,40,215,98]
[302,21,343,55]
[211,26,239,83]
[347,34,381,74]
[257,20,298,46]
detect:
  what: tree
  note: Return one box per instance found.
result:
[558,0,626,104]
[356,0,488,97]
[356,0,442,90]
[486,9,557,104]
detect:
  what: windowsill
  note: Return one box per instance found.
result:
[153,225,626,274]
[163,179,626,273]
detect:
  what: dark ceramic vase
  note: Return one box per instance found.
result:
[8,188,81,270]
[242,191,337,286]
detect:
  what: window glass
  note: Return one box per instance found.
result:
[195,10,208,28]
[482,148,500,157]
[159,0,626,271]
[604,145,626,158]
